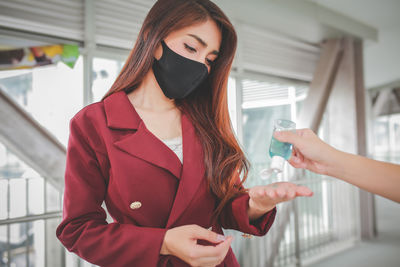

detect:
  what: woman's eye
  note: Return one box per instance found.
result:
[206,59,214,66]
[184,43,196,53]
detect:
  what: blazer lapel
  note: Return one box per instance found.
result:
[104,91,182,179]
[166,113,206,228]
[104,91,207,227]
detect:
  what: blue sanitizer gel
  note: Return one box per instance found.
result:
[260,119,296,180]
[269,136,293,160]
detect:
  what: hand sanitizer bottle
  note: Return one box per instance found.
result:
[260,119,296,180]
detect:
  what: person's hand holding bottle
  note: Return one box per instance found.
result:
[274,129,400,203]
[273,128,336,175]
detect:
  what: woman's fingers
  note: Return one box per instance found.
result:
[249,183,314,216]
[276,186,286,198]
[191,225,226,244]
[265,187,275,198]
[194,236,232,257]
[249,186,265,198]
[263,183,313,202]
[295,185,313,197]
[287,187,296,199]
[270,184,296,201]
[192,236,233,266]
[164,224,234,267]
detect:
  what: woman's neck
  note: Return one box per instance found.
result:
[128,69,176,112]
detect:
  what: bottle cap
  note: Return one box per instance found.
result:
[270,156,284,173]
[260,168,273,180]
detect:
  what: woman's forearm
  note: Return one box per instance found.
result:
[327,149,400,203]
[247,198,274,221]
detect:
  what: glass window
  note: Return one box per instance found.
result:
[238,76,359,262]
[9,179,27,218]
[46,182,61,213]
[9,222,28,266]
[372,113,400,163]
[227,77,237,133]
[0,142,33,179]
[242,104,291,187]
[373,116,390,158]
[240,77,305,186]
[0,225,7,264]
[28,178,44,215]
[0,179,7,220]
[7,220,45,267]
[0,57,84,147]
[45,218,64,266]
[389,114,400,154]
[91,57,124,103]
[31,220,45,267]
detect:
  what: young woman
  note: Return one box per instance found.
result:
[56,0,313,266]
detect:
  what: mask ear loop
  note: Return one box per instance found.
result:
[160,40,168,55]
[155,40,169,62]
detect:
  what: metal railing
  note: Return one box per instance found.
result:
[0,175,101,267]
[1,155,377,267]
[0,176,63,267]
[228,166,360,267]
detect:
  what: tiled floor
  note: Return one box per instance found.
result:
[308,196,400,267]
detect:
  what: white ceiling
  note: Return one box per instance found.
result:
[308,0,400,88]
[309,0,400,29]
[218,0,400,88]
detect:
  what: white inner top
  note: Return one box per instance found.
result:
[161,136,183,163]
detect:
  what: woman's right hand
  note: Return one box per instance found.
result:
[160,224,233,267]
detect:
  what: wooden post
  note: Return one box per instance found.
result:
[298,39,343,131]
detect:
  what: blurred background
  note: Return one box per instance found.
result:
[0,0,399,266]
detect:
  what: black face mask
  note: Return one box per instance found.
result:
[152,40,209,99]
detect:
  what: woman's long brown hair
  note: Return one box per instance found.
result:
[102,0,250,221]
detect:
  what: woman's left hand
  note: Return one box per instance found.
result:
[247,182,313,221]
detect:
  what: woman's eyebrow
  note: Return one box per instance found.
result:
[187,34,219,55]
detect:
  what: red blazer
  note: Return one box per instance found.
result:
[56,90,276,267]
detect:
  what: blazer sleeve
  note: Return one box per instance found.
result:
[218,180,277,236]
[56,117,167,267]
